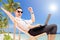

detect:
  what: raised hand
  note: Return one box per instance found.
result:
[28,7,33,13]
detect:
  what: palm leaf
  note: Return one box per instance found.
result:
[7,0,14,4]
[3,3,10,10]
[2,0,21,12]
[4,34,12,40]
[0,13,2,21]
[12,2,20,11]
[0,0,2,2]
[3,2,20,12]
[3,17,8,28]
[13,2,20,8]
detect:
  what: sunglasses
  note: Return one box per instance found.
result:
[17,11,23,13]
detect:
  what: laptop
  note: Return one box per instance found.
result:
[44,14,51,25]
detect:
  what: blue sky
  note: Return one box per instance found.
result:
[0,0,60,34]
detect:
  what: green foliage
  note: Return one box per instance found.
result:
[3,34,12,40]
[2,0,20,12]
[0,13,2,21]
[0,0,2,2]
[0,13,3,28]
[0,13,8,28]
[3,17,8,28]
[0,13,8,33]
[7,0,14,4]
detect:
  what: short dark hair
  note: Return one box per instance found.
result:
[16,7,22,10]
[16,7,23,13]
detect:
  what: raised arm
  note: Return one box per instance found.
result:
[1,7,15,23]
[1,7,28,31]
[28,7,35,23]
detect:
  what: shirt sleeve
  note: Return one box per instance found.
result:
[24,19,33,24]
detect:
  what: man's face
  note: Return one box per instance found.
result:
[15,8,23,17]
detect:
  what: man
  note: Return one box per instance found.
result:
[1,7,57,40]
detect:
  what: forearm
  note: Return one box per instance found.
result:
[30,12,35,22]
[28,24,41,29]
[33,24,40,28]
[1,7,15,23]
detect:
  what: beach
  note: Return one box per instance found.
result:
[0,33,60,40]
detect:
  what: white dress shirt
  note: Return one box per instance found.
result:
[15,17,33,31]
